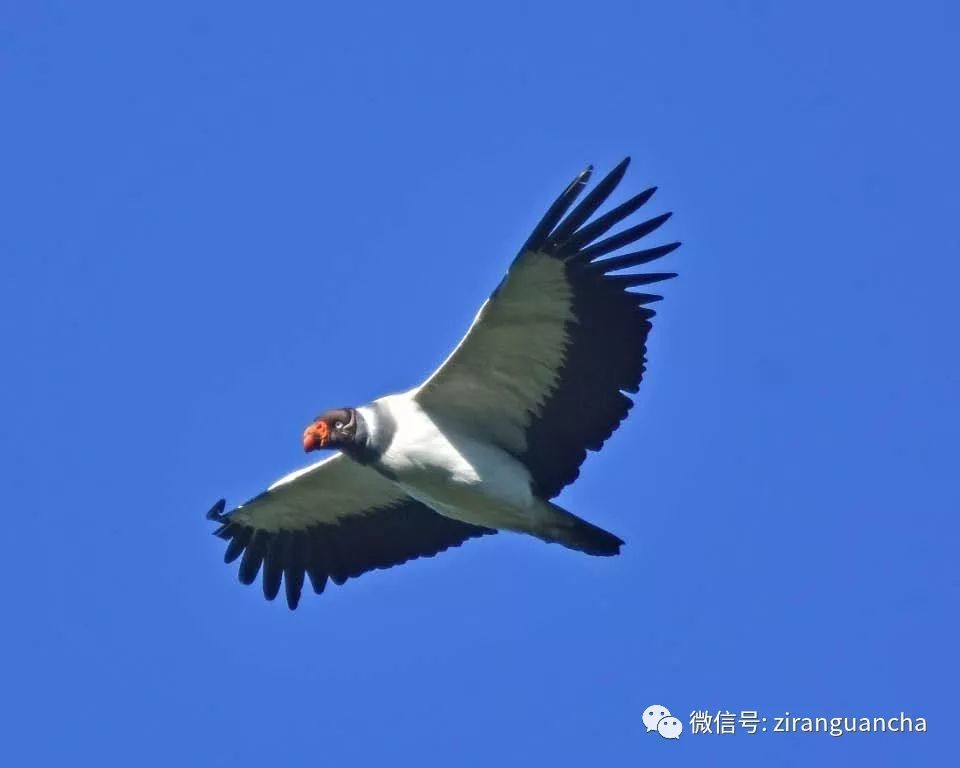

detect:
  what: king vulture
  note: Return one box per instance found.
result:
[206,158,680,608]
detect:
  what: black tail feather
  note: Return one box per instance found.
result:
[541,502,624,557]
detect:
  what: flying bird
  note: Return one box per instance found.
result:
[206,158,680,609]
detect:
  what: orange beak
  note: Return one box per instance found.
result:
[302,421,329,452]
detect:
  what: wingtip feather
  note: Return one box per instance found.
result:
[206,499,226,521]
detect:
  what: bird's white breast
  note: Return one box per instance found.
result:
[359,393,535,524]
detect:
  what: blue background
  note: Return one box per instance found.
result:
[1,2,955,765]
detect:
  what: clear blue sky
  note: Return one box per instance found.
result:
[1,2,956,765]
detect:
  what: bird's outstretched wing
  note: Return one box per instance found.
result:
[415,158,679,498]
[207,454,494,609]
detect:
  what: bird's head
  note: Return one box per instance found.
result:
[302,408,358,452]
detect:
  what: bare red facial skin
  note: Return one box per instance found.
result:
[302,421,329,452]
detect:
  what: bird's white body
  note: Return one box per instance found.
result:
[359,393,543,533]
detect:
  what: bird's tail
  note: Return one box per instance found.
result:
[533,500,624,556]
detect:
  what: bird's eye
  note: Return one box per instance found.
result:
[334,421,344,429]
